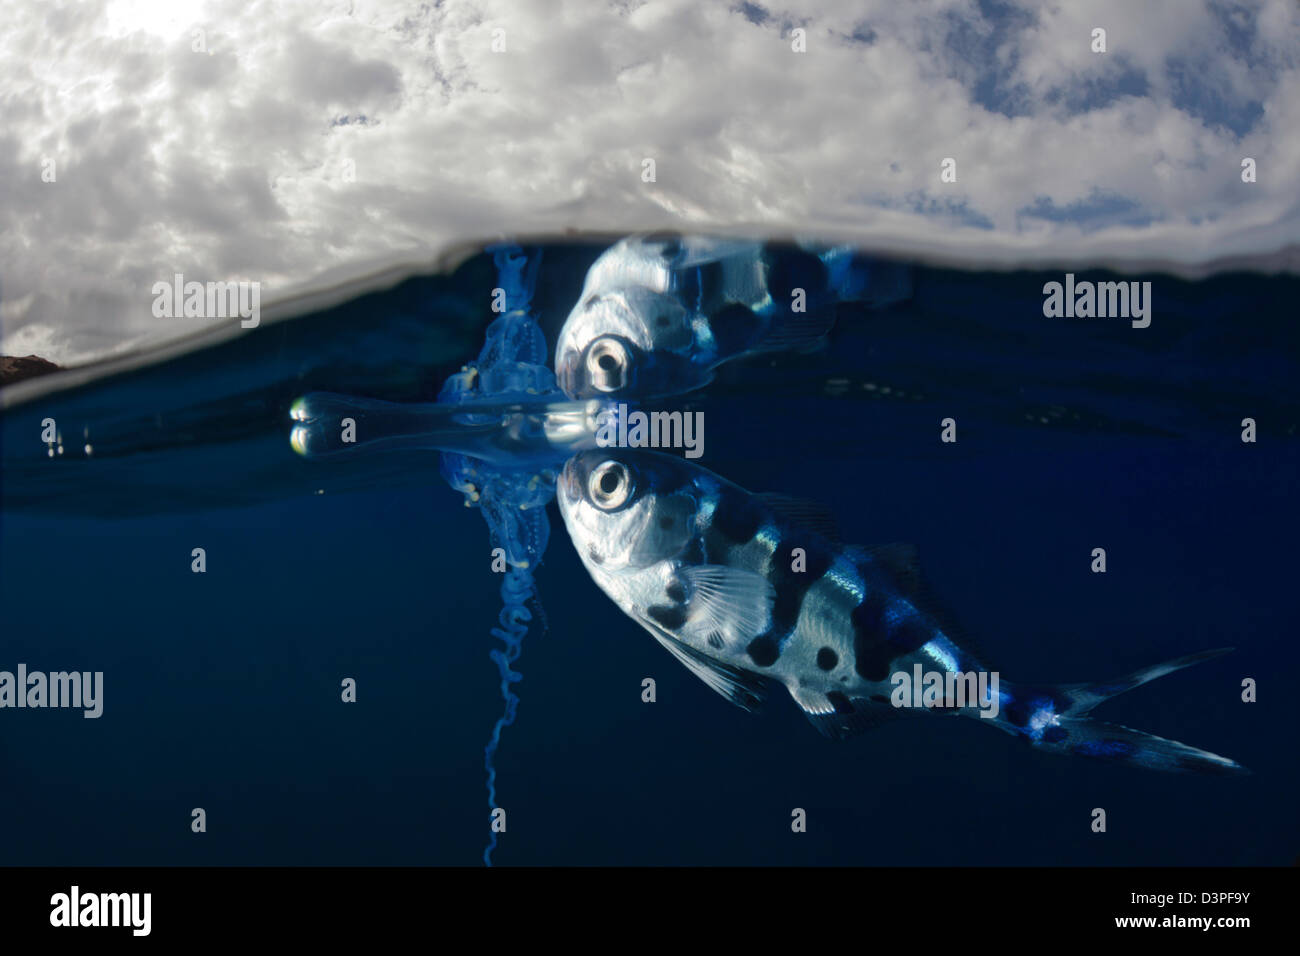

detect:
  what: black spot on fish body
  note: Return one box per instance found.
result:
[857,647,893,683]
[693,261,740,314]
[711,491,764,544]
[700,528,728,565]
[851,592,886,639]
[680,537,706,566]
[747,636,780,667]
[1004,698,1030,728]
[665,580,686,603]
[768,536,834,636]
[766,248,830,303]
[643,232,682,260]
[648,605,688,630]
[816,647,838,671]
[851,593,891,681]
[885,613,933,655]
[708,303,765,355]
[826,691,854,715]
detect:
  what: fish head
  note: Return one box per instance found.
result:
[558,449,704,573]
[555,287,710,399]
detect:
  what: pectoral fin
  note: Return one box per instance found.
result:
[677,564,774,649]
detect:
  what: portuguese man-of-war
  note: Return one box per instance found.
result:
[436,243,569,866]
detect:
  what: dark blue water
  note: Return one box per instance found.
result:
[2,241,1296,865]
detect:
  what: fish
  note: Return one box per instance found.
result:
[557,449,1247,774]
[554,234,911,400]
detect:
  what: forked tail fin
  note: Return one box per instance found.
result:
[1004,648,1248,775]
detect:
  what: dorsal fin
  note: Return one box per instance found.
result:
[750,308,837,353]
[845,542,921,595]
[756,493,842,544]
[868,542,921,594]
[647,628,772,712]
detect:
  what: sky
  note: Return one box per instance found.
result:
[1,0,1298,365]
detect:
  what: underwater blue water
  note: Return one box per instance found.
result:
[1,242,1296,865]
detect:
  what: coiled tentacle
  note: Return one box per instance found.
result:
[482,564,532,857]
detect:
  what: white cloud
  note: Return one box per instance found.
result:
[2,0,1298,364]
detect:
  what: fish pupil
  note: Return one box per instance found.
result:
[598,353,619,370]
[600,470,621,494]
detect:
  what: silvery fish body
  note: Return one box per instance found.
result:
[558,449,1246,774]
[554,234,911,400]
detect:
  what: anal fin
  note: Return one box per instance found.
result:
[790,686,898,741]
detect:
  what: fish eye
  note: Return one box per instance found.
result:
[588,460,632,510]
[585,337,629,393]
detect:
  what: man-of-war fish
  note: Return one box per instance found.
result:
[558,449,1246,774]
[554,234,911,400]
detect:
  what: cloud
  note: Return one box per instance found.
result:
[2,0,1298,364]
